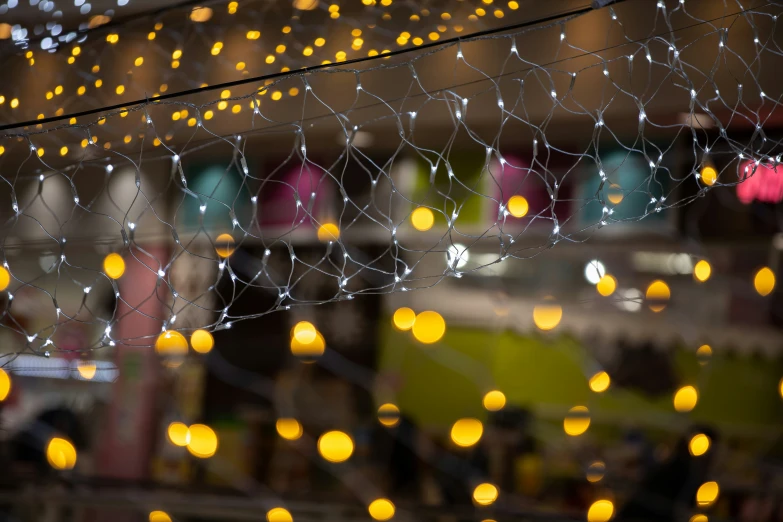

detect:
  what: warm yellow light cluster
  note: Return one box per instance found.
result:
[393,308,446,344]
[290,321,326,361]
[167,422,218,458]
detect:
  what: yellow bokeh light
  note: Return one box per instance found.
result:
[392,307,416,330]
[589,371,611,393]
[483,390,506,411]
[46,437,77,470]
[317,223,340,242]
[187,424,218,458]
[303,46,314,56]
[155,330,188,359]
[276,418,303,440]
[190,6,213,22]
[315,37,326,46]
[689,433,711,456]
[701,166,717,186]
[205,110,214,120]
[378,403,400,427]
[190,329,214,354]
[450,418,483,447]
[779,376,783,399]
[76,361,96,380]
[293,321,318,344]
[697,344,712,365]
[689,515,708,522]
[77,86,86,95]
[266,507,293,522]
[533,299,562,331]
[60,146,68,156]
[694,260,711,282]
[95,79,103,88]
[135,56,144,66]
[0,266,9,291]
[587,500,614,522]
[290,330,325,361]
[37,148,45,157]
[0,368,11,401]
[563,406,590,436]
[236,61,246,71]
[411,206,435,231]
[586,461,606,483]
[472,483,498,506]
[596,274,617,296]
[754,266,775,296]
[149,511,172,522]
[172,49,182,60]
[608,183,624,204]
[368,498,395,521]
[103,253,125,279]
[674,385,698,412]
[167,422,191,446]
[10,98,19,108]
[412,311,446,344]
[507,195,529,217]
[318,430,354,462]
[215,233,236,258]
[696,481,719,507]
[646,280,670,312]
[232,104,241,114]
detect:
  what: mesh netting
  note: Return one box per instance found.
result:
[0,0,781,359]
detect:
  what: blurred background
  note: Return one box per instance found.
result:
[0,0,782,521]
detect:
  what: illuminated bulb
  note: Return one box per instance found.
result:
[0,368,11,401]
[588,371,611,393]
[317,223,340,242]
[317,430,354,462]
[215,233,236,258]
[411,206,434,231]
[187,424,218,458]
[645,280,670,312]
[533,298,562,331]
[293,321,318,344]
[172,49,182,60]
[696,481,719,507]
[190,329,214,354]
[393,307,416,330]
[689,515,708,522]
[482,390,506,411]
[290,330,325,361]
[155,331,188,366]
[266,508,293,522]
[276,418,303,440]
[587,500,614,522]
[754,267,775,296]
[378,403,401,427]
[689,433,711,456]
[149,511,172,522]
[450,418,483,447]
[368,499,395,521]
[103,253,125,279]
[694,260,711,282]
[507,195,529,217]
[674,385,698,412]
[411,311,446,344]
[189,6,213,22]
[472,483,498,506]
[167,422,191,446]
[564,406,590,436]
[596,274,617,296]
[0,266,9,292]
[701,166,717,186]
[586,461,606,482]
[46,437,77,470]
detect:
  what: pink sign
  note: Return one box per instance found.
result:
[737,160,783,204]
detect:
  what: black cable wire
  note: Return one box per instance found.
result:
[0,1,607,133]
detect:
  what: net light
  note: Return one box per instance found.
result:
[187,424,218,458]
[482,390,506,411]
[694,260,711,282]
[317,430,354,462]
[103,253,126,279]
[411,311,446,344]
[754,267,775,296]
[587,500,614,522]
[674,385,698,412]
[46,437,77,470]
[588,371,611,393]
[472,483,498,506]
[689,433,711,456]
[450,418,483,447]
[392,307,416,330]
[276,418,303,440]
[190,329,214,354]
[563,406,590,436]
[377,403,401,427]
[696,481,719,507]
[266,508,293,522]
[411,206,434,231]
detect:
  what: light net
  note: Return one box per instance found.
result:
[0,0,781,360]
